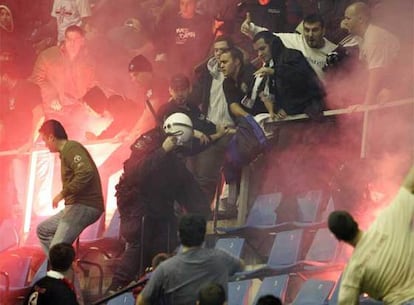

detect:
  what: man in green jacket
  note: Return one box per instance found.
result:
[36,119,104,253]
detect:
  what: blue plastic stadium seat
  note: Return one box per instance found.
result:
[216,193,283,234]
[292,279,335,305]
[107,292,136,305]
[228,279,254,305]
[215,238,245,259]
[233,229,304,280]
[252,275,289,304]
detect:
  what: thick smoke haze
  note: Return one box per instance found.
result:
[0,2,412,285]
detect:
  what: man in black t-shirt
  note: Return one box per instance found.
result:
[154,0,214,76]
[220,47,270,118]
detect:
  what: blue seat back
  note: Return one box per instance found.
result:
[297,190,323,223]
[30,259,48,285]
[293,279,335,305]
[268,229,304,267]
[328,274,342,305]
[215,238,245,259]
[305,228,340,263]
[246,193,282,227]
[228,279,253,305]
[107,292,136,305]
[252,275,289,304]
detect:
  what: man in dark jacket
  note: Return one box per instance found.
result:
[252,30,326,120]
[107,127,210,293]
[189,35,236,216]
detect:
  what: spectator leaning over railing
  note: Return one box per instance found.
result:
[241,12,337,82]
[328,166,414,305]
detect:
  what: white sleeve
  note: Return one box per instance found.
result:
[76,0,91,18]
[51,0,58,17]
[249,23,269,37]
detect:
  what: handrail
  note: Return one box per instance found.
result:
[235,97,414,225]
[92,276,149,305]
[263,97,413,123]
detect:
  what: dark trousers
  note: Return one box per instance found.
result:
[112,214,177,288]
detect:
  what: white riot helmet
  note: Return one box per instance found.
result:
[163,112,193,144]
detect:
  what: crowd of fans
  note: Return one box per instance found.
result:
[0,0,413,304]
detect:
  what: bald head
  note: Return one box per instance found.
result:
[342,2,371,36]
[349,2,371,20]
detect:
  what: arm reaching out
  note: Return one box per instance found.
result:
[240,12,269,38]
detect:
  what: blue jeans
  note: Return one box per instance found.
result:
[37,203,103,254]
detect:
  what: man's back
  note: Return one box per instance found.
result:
[25,275,78,305]
[340,187,414,303]
[141,247,242,305]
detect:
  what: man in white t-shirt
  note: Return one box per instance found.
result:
[341,1,400,105]
[52,0,91,42]
[241,12,337,81]
[328,166,414,305]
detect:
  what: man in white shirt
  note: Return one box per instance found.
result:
[189,36,237,217]
[52,0,91,43]
[241,12,337,81]
[328,166,414,304]
[340,1,400,105]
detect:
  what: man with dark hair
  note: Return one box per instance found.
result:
[36,119,104,254]
[157,73,229,157]
[137,214,243,305]
[242,12,336,81]
[252,31,326,120]
[189,35,237,217]
[0,56,43,222]
[24,243,78,305]
[82,86,138,141]
[197,283,226,305]
[328,210,359,242]
[219,47,260,118]
[126,54,169,141]
[82,86,139,205]
[256,294,282,305]
[30,25,95,117]
[154,0,214,76]
[30,25,95,139]
[328,166,414,304]
[0,57,43,151]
